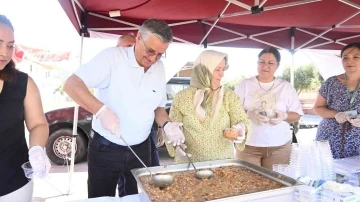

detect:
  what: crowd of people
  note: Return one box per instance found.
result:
[0,13,359,201]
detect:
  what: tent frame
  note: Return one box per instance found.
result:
[66,0,360,194]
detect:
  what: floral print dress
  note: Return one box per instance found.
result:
[316,76,360,159]
[164,87,251,164]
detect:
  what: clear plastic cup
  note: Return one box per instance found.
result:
[273,164,290,176]
[21,161,33,179]
[259,109,276,118]
[223,128,241,140]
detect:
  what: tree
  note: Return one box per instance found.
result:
[279,64,323,94]
[223,76,246,91]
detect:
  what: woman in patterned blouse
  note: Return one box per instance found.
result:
[314,42,360,159]
[164,50,251,164]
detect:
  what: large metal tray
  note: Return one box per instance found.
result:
[131,159,305,202]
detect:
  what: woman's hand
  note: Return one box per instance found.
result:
[350,116,360,127]
[269,110,288,125]
[223,123,246,143]
[247,109,269,125]
[335,112,351,123]
[29,146,51,179]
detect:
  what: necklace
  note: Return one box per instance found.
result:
[344,73,360,109]
[257,76,276,92]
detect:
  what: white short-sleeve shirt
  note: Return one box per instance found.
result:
[75,46,167,146]
[235,77,304,147]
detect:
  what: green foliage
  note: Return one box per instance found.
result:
[279,64,323,94]
[223,76,246,91]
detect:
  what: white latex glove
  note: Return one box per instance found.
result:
[231,123,246,143]
[247,109,269,125]
[233,136,246,144]
[96,105,120,138]
[269,110,288,125]
[28,146,51,179]
[163,122,185,146]
[335,112,350,124]
[350,116,360,127]
[176,144,192,158]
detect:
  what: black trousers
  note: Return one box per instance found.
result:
[87,131,151,198]
[117,129,160,196]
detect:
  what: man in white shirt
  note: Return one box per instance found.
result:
[115,33,161,196]
[64,19,185,198]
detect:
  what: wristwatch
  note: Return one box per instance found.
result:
[163,121,171,128]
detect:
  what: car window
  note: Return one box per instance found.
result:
[166,83,190,101]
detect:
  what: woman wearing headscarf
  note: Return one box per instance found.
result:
[163,50,251,164]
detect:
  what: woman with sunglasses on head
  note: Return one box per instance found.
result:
[314,42,360,159]
[0,14,51,202]
[234,46,303,170]
[164,50,251,164]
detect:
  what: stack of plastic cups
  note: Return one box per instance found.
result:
[273,164,291,177]
[299,144,309,178]
[310,142,324,180]
[298,144,308,177]
[289,143,302,179]
[318,141,335,180]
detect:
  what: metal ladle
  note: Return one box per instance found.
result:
[119,136,174,188]
[178,146,214,179]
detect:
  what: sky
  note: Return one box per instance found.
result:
[0,0,342,81]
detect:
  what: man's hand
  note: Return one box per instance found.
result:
[247,109,269,125]
[269,110,288,125]
[335,112,350,124]
[29,146,51,179]
[163,122,185,146]
[96,105,120,137]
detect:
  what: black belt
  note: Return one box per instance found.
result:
[92,130,149,150]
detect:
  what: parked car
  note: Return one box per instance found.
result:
[45,77,191,165]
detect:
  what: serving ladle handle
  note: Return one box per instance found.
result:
[177,146,198,172]
[118,135,153,179]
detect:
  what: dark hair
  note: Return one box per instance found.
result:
[139,19,173,43]
[0,14,16,83]
[258,46,281,63]
[341,42,360,57]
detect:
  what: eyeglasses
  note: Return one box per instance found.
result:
[140,35,165,59]
[258,60,277,67]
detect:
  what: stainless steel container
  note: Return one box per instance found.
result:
[131,159,305,202]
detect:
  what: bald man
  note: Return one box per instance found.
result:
[116,34,136,47]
